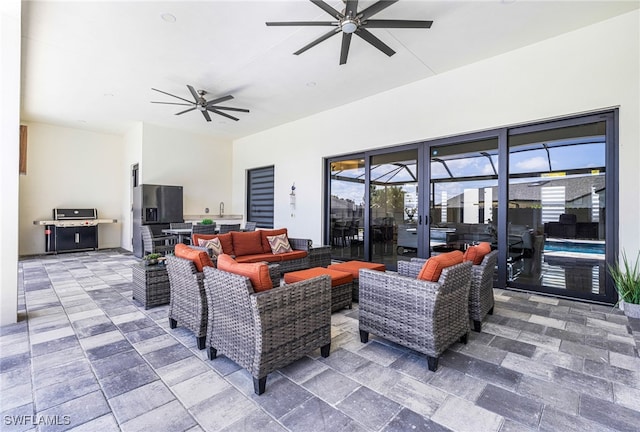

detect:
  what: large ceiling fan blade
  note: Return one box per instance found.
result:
[345,0,359,18]
[208,108,240,122]
[211,106,250,113]
[151,101,193,106]
[205,95,234,106]
[266,21,337,26]
[340,33,352,65]
[175,107,196,115]
[294,28,340,55]
[151,88,194,104]
[356,28,395,57]
[187,85,200,102]
[364,19,433,29]
[310,0,343,19]
[359,0,398,21]
[202,110,212,122]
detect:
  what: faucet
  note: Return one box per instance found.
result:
[219,201,224,216]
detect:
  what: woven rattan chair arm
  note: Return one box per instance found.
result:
[287,237,313,251]
[397,260,424,278]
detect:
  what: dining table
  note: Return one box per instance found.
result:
[161,228,192,244]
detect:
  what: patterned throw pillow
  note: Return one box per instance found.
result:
[203,238,223,256]
[267,233,293,254]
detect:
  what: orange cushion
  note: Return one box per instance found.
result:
[259,228,288,253]
[328,260,386,279]
[231,231,264,256]
[284,267,353,287]
[174,243,214,273]
[235,253,282,263]
[216,254,272,292]
[463,242,492,265]
[418,250,464,282]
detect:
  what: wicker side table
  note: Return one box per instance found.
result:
[132,263,170,309]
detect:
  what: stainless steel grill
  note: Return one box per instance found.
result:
[34,208,117,253]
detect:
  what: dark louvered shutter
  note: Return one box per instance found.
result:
[247,166,274,228]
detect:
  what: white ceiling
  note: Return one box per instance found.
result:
[20,0,639,141]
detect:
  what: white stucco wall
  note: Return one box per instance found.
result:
[1,0,21,325]
[139,123,234,220]
[232,10,640,255]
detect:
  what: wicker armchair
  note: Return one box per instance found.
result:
[202,267,332,395]
[359,261,472,372]
[407,250,498,332]
[166,256,208,349]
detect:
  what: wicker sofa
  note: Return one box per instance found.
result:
[405,249,498,332]
[359,261,472,372]
[202,266,332,395]
[192,228,330,274]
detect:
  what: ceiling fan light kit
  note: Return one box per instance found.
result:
[266,0,433,65]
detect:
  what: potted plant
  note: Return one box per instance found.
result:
[201,218,214,225]
[608,250,640,318]
[143,253,161,266]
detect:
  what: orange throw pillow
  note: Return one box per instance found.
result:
[216,254,273,292]
[418,250,464,282]
[463,242,492,265]
[174,243,214,272]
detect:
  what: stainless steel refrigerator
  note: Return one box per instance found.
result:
[132,184,183,257]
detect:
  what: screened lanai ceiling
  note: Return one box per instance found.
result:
[331,131,605,186]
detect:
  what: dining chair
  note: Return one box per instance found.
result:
[218,223,241,234]
[192,223,217,237]
[141,225,177,256]
[243,221,257,232]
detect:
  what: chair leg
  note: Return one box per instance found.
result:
[196,336,206,350]
[207,347,217,360]
[473,320,482,333]
[359,330,369,343]
[253,377,267,395]
[427,356,439,372]
[460,332,469,344]
[320,343,330,358]
[169,318,177,329]
[488,306,494,315]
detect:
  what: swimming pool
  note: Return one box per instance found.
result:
[544,240,605,255]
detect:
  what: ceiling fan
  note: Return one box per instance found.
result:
[151,85,249,122]
[266,0,433,65]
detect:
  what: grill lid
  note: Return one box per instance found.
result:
[54,208,97,220]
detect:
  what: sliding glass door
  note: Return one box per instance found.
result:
[328,158,366,261]
[369,149,419,269]
[507,117,613,302]
[324,110,617,303]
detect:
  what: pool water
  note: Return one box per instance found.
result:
[544,241,605,255]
